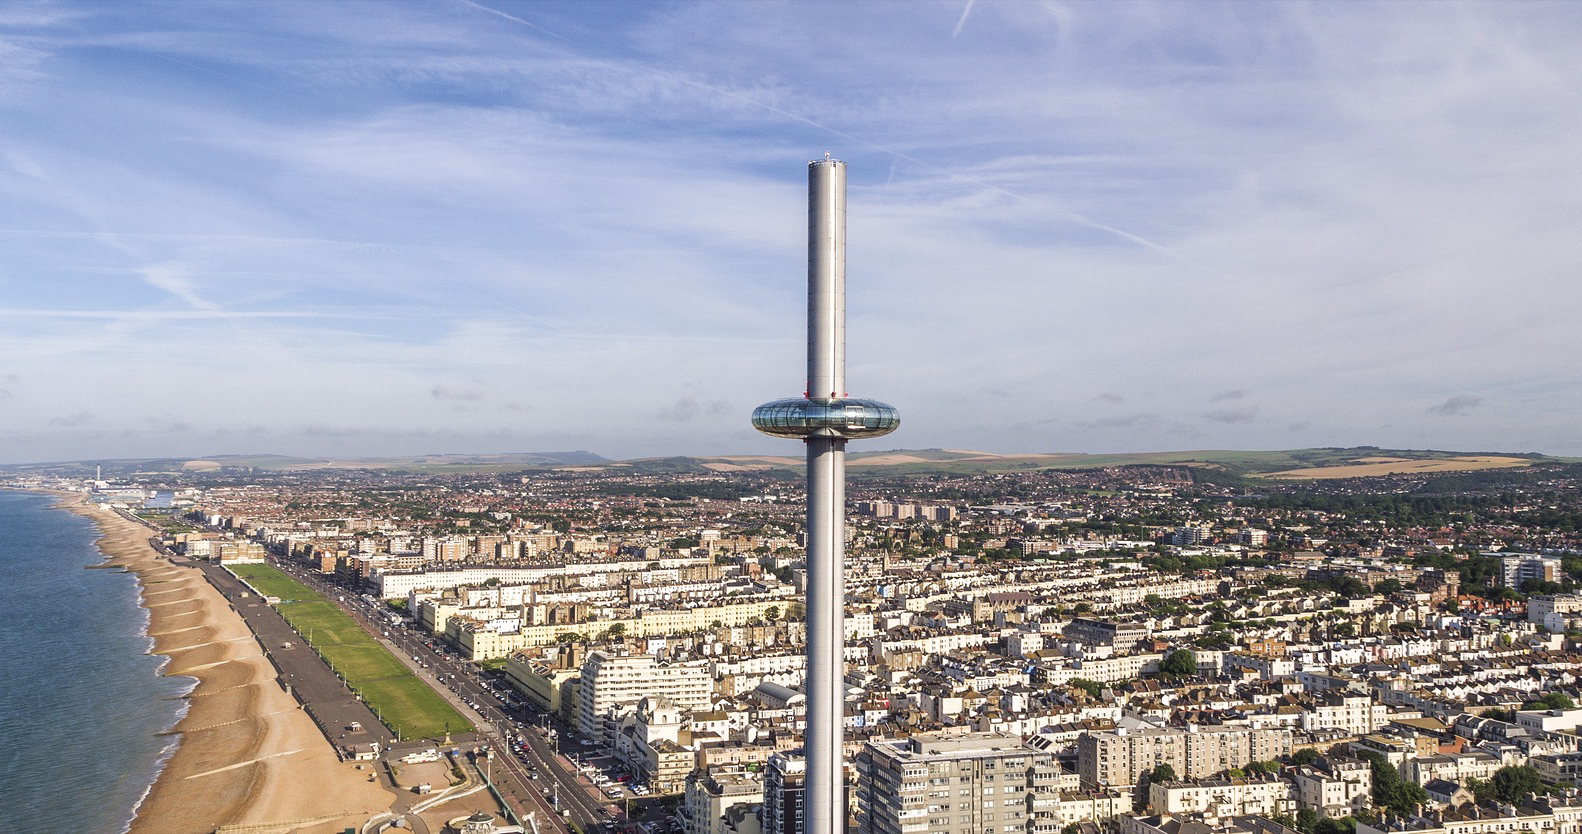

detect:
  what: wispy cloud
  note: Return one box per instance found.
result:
[1204,407,1258,425]
[47,411,93,427]
[0,1,1578,461]
[1079,413,1156,430]
[657,398,732,422]
[431,386,482,402]
[0,309,345,320]
[1428,395,1482,417]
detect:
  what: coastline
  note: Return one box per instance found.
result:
[55,493,395,834]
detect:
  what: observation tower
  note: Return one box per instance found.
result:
[752,156,899,834]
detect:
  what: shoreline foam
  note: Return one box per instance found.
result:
[53,492,396,834]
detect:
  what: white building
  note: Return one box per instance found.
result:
[1290,757,1372,816]
[1301,694,1384,737]
[577,650,711,742]
[1149,776,1295,817]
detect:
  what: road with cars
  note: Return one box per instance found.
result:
[266,558,662,834]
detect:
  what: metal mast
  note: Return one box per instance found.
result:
[752,157,899,834]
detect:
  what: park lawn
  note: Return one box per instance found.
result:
[233,567,315,601]
[367,676,473,740]
[228,564,472,740]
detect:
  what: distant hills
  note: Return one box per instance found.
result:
[0,450,610,477]
[685,447,1559,479]
[3,446,1574,480]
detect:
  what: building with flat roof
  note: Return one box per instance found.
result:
[684,766,764,834]
[1501,553,1562,588]
[1063,617,1150,648]
[576,650,711,742]
[859,732,1059,834]
[1077,725,1292,790]
[764,751,807,834]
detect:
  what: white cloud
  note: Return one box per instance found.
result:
[0,1,1579,461]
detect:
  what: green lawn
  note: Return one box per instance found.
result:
[229,564,472,740]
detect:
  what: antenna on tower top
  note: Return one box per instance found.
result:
[824,150,831,161]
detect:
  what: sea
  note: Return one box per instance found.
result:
[0,490,192,833]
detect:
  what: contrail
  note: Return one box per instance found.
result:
[0,308,345,320]
[952,0,975,39]
[455,0,569,41]
[461,0,1208,272]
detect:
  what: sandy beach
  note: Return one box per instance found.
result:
[59,494,396,834]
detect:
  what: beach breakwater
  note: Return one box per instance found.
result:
[0,490,188,834]
[49,493,395,834]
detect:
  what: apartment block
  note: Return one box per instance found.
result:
[1149,775,1295,817]
[859,732,1056,834]
[764,752,806,834]
[1290,757,1372,816]
[1077,725,1292,789]
[684,766,764,834]
[576,650,711,741]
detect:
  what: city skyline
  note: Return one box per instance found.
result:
[3,1,1581,464]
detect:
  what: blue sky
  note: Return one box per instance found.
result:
[2,0,1580,463]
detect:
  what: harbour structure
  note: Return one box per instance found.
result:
[752,156,899,834]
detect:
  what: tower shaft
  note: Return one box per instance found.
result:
[804,434,845,834]
[805,157,846,834]
[751,157,898,834]
[807,160,846,401]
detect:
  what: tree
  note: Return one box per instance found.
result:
[1360,751,1428,815]
[1378,781,1430,816]
[1314,818,1356,834]
[764,606,781,622]
[1329,575,1369,598]
[1295,808,1319,833]
[1525,692,1576,711]
[1466,777,1496,804]
[1491,765,1544,803]
[1521,578,1563,596]
[1069,678,1103,698]
[1159,649,1197,678]
[1148,764,1177,783]
[1290,748,1320,767]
